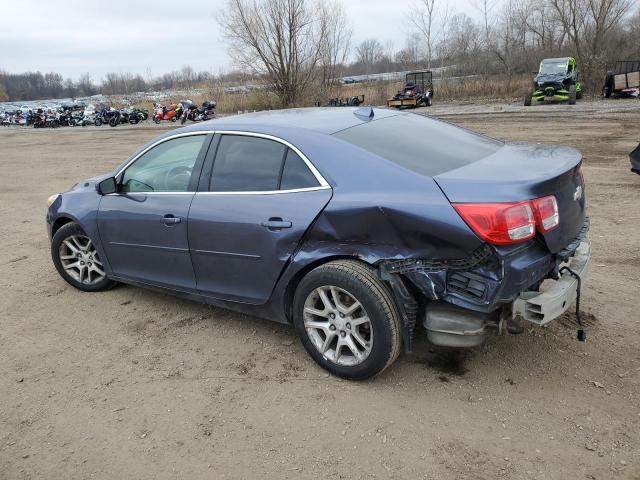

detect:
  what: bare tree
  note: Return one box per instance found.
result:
[219,0,342,105]
[412,0,450,69]
[355,39,384,72]
[316,0,352,88]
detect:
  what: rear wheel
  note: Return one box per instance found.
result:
[51,222,117,292]
[293,260,402,380]
[94,118,102,127]
[568,85,577,105]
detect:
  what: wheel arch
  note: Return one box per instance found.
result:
[51,215,76,237]
[282,254,375,324]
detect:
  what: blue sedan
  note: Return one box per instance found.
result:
[47,107,590,379]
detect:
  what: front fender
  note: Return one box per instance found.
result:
[47,182,112,275]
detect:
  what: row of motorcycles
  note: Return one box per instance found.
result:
[1,99,217,128]
[1,104,149,128]
[153,100,216,124]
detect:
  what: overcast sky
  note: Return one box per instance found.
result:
[1,0,477,81]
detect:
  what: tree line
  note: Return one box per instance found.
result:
[1,0,638,104]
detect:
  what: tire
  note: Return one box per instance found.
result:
[425,95,432,107]
[153,117,160,124]
[129,116,139,125]
[524,87,533,106]
[94,118,102,127]
[292,260,402,380]
[181,114,187,125]
[109,117,118,127]
[576,89,583,100]
[568,85,577,105]
[51,222,117,292]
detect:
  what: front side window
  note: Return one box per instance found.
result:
[121,135,206,192]
[210,135,319,192]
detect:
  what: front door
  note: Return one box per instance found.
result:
[188,134,332,304]
[98,133,211,290]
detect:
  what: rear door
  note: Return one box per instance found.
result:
[98,133,212,290]
[188,133,332,304]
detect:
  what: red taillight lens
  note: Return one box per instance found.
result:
[531,195,559,232]
[453,202,535,245]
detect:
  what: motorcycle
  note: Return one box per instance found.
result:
[33,109,47,128]
[153,103,182,123]
[180,100,216,124]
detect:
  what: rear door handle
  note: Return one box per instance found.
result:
[161,214,182,226]
[261,218,292,230]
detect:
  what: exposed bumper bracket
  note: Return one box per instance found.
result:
[512,241,590,326]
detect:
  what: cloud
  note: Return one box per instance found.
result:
[1,0,477,79]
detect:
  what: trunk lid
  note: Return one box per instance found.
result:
[434,143,586,253]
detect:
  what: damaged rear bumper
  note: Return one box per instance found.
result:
[380,220,590,349]
[512,241,590,324]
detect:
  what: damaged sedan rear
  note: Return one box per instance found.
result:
[46,107,590,379]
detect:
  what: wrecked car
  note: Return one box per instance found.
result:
[46,107,590,380]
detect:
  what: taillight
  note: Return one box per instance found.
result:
[531,195,559,232]
[454,195,560,245]
[453,202,535,245]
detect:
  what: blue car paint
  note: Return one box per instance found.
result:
[47,107,587,331]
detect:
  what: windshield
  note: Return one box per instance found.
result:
[539,61,567,75]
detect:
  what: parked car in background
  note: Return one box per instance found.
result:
[46,108,590,379]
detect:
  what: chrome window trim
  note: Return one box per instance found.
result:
[213,130,329,188]
[111,129,331,195]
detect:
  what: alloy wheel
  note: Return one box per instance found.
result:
[58,234,106,285]
[303,285,373,366]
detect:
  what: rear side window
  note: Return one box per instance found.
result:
[281,150,320,190]
[333,114,502,177]
[210,135,320,192]
[211,135,286,192]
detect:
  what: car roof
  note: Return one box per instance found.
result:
[179,107,402,136]
[542,57,570,63]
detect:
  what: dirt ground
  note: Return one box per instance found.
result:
[1,99,639,480]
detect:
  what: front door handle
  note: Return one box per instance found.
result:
[261,217,292,230]
[161,214,182,226]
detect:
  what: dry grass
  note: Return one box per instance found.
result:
[133,73,536,115]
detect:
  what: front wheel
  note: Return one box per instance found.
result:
[51,222,117,292]
[568,85,577,105]
[293,260,402,380]
[94,118,102,127]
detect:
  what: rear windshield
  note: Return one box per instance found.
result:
[333,114,502,177]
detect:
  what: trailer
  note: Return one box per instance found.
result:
[603,61,640,97]
[327,95,364,107]
[387,71,434,108]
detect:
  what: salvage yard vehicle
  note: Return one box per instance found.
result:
[327,95,364,107]
[525,57,583,105]
[387,71,433,108]
[630,143,640,174]
[603,60,640,98]
[46,107,590,380]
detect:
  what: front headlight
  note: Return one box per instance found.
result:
[47,194,60,207]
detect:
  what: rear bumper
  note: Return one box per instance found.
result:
[512,241,590,324]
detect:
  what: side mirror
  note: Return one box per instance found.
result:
[97,177,117,195]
